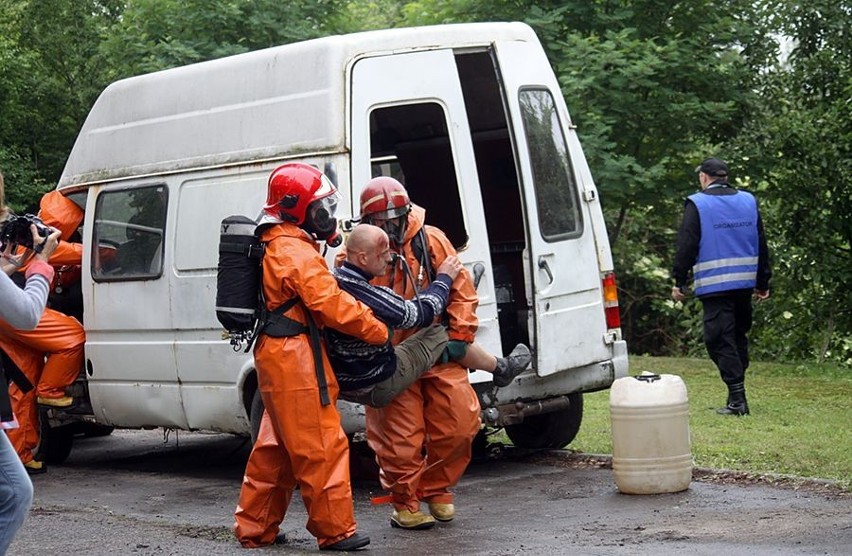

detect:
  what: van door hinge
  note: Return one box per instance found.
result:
[583,190,597,202]
[603,331,617,345]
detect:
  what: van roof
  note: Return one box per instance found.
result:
[58,22,538,189]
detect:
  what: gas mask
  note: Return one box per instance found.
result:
[379,215,408,246]
[303,191,342,247]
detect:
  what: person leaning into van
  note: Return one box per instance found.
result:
[0,190,87,475]
[0,169,62,553]
[671,157,771,416]
[329,224,530,409]
[343,177,483,530]
[233,163,389,552]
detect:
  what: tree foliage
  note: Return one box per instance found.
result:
[101,0,343,79]
[732,0,851,364]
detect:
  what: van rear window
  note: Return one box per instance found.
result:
[519,89,583,241]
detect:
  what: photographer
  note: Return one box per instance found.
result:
[0,189,86,475]
[0,169,61,553]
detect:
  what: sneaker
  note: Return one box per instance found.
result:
[321,532,370,551]
[428,502,455,522]
[390,509,436,530]
[492,344,532,387]
[24,460,47,475]
[37,395,74,408]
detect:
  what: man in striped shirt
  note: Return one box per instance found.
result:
[328,225,530,408]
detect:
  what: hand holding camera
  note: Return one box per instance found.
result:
[1,214,61,266]
[0,213,51,250]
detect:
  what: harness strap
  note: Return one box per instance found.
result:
[1,352,34,423]
[303,309,331,406]
[253,297,331,407]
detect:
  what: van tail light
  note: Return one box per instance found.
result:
[602,272,621,329]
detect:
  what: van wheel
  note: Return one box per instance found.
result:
[504,393,583,450]
[249,389,264,444]
[36,422,75,464]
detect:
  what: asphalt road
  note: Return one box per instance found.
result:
[8,429,851,555]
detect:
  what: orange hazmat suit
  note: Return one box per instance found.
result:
[358,205,481,512]
[234,222,389,549]
[0,190,85,464]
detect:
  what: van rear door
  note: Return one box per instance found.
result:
[493,40,612,377]
[350,49,503,360]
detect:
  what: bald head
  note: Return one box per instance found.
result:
[346,224,392,276]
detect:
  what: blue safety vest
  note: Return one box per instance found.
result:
[688,190,759,297]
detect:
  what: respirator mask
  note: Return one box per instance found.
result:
[304,191,342,247]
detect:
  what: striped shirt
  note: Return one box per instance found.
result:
[327,261,452,391]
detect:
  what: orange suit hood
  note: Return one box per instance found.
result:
[39,191,83,241]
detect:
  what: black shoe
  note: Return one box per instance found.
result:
[717,401,749,416]
[493,344,532,387]
[274,532,287,545]
[321,532,370,551]
[718,383,749,415]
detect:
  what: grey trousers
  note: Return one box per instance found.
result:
[342,324,448,408]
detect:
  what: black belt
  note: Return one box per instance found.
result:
[257,299,330,407]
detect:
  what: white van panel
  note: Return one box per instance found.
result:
[59,23,538,189]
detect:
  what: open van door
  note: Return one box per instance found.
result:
[350,48,502,360]
[493,40,613,377]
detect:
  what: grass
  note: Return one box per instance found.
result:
[553,356,851,489]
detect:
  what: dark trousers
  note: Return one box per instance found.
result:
[701,291,753,386]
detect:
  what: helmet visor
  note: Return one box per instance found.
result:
[315,189,341,217]
[364,203,410,223]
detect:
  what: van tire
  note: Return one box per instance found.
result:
[249,389,264,444]
[36,420,75,464]
[504,393,583,449]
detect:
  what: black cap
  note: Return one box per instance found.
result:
[696,157,729,177]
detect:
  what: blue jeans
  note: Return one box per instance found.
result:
[0,430,33,554]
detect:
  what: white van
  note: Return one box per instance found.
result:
[45,22,628,462]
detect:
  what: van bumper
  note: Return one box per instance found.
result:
[478,340,629,427]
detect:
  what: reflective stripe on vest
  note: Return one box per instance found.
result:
[688,191,759,296]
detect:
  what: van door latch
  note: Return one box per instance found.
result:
[583,190,597,202]
[537,257,554,285]
[472,262,485,289]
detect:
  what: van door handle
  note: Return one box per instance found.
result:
[537,257,554,285]
[472,263,485,290]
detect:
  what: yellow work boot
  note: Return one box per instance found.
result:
[37,395,74,408]
[428,502,455,522]
[390,509,436,530]
[24,460,47,475]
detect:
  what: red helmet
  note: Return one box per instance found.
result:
[359,176,411,221]
[263,163,337,225]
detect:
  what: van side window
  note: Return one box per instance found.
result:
[92,185,167,281]
[519,89,583,241]
[368,103,468,249]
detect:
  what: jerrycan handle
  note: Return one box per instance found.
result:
[634,374,661,383]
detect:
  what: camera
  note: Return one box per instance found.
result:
[0,214,52,250]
